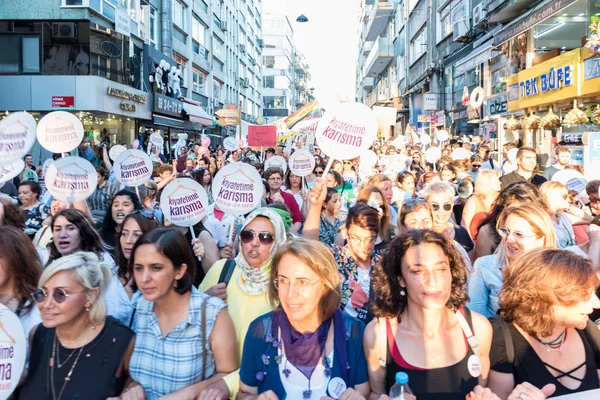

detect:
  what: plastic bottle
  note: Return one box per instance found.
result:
[389,372,414,400]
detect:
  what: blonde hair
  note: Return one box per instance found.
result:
[474,170,500,195]
[423,181,455,201]
[540,180,568,197]
[495,204,557,269]
[39,251,112,325]
[269,238,341,320]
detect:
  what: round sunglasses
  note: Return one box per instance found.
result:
[240,230,275,245]
[430,203,452,212]
[33,287,85,304]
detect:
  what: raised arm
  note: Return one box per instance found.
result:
[303,178,327,240]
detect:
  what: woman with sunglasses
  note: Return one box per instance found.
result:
[20,252,137,400]
[423,182,474,253]
[237,238,369,400]
[129,227,237,399]
[468,204,557,318]
[342,159,358,189]
[306,180,382,324]
[308,164,325,189]
[100,190,143,248]
[196,208,287,399]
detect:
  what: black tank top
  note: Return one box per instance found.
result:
[385,307,479,399]
[19,316,134,400]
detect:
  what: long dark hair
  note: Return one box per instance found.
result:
[116,212,160,285]
[194,167,212,188]
[49,209,110,264]
[0,226,41,314]
[100,189,142,245]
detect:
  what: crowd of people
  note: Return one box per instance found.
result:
[2,137,600,400]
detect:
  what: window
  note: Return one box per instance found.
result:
[0,35,41,74]
[172,52,187,87]
[213,36,223,60]
[264,76,274,89]
[192,16,207,56]
[193,66,207,94]
[437,7,452,43]
[212,0,222,18]
[173,0,186,30]
[103,0,116,20]
[264,96,287,109]
[64,0,84,5]
[410,27,427,65]
[22,37,41,73]
[149,7,158,48]
[213,79,223,102]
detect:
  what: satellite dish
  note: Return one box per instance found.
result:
[296,14,309,22]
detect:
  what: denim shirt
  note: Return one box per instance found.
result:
[467,254,502,318]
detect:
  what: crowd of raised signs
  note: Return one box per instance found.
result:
[3,129,600,400]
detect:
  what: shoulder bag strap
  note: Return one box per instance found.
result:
[200,296,209,381]
[218,259,236,286]
[378,317,388,368]
[489,314,514,364]
[455,308,481,357]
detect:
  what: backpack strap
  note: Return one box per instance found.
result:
[218,259,236,286]
[490,314,514,364]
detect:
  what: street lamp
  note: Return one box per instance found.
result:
[296,14,309,23]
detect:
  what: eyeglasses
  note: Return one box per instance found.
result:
[472,164,481,168]
[430,203,452,211]
[498,227,539,241]
[32,287,85,304]
[589,197,600,204]
[240,230,275,245]
[314,170,324,176]
[274,277,320,292]
[348,234,377,246]
[343,161,353,165]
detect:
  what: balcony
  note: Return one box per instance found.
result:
[295,61,307,72]
[364,37,394,77]
[364,1,395,41]
[361,76,376,90]
[366,90,377,108]
[362,41,374,56]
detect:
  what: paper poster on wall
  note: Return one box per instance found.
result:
[45,156,97,202]
[212,162,263,215]
[248,125,277,147]
[0,112,37,165]
[0,303,26,399]
[160,178,209,227]
[36,111,84,153]
[112,149,153,187]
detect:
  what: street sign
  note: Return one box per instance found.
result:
[215,108,241,126]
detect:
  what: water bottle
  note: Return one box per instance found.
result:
[389,372,414,400]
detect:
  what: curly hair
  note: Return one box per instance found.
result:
[499,248,599,337]
[370,230,469,318]
[357,186,392,242]
[1,203,25,229]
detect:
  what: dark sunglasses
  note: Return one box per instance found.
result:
[314,170,324,176]
[240,230,275,245]
[430,203,452,211]
[32,287,85,304]
[472,164,481,168]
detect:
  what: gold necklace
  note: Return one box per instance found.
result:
[50,333,85,400]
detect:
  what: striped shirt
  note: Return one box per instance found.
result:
[130,287,226,400]
[88,180,120,214]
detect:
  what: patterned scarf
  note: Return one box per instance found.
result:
[235,207,287,295]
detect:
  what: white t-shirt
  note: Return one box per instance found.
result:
[280,348,334,399]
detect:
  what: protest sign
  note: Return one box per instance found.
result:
[553,170,587,194]
[112,149,153,187]
[149,133,164,150]
[451,148,471,160]
[45,156,97,202]
[0,112,36,165]
[288,149,315,177]
[212,162,262,215]
[223,136,239,152]
[425,147,442,164]
[248,125,277,147]
[41,158,54,179]
[264,155,288,174]
[0,159,25,184]
[36,111,84,153]
[315,102,378,161]
[0,303,26,399]
[109,144,127,161]
[436,130,449,142]
[160,178,209,227]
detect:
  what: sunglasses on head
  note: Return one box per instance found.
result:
[430,203,452,211]
[32,287,85,304]
[240,230,275,245]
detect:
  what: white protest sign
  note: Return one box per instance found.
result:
[0,303,26,399]
[113,149,153,187]
[553,170,588,194]
[36,111,84,153]
[315,102,378,160]
[436,130,449,142]
[109,144,127,161]
[288,149,315,177]
[223,136,239,152]
[425,147,442,164]
[359,150,378,180]
[160,178,209,227]
[264,155,288,174]
[420,134,431,146]
[451,148,471,160]
[0,159,25,184]
[149,132,164,149]
[0,112,36,165]
[212,161,262,215]
[45,156,96,202]
[386,154,408,173]
[42,158,54,179]
[507,148,518,163]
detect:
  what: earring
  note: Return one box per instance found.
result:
[85,306,90,312]
[400,289,406,296]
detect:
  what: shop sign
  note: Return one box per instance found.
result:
[52,96,75,110]
[423,93,438,111]
[107,88,146,103]
[418,114,430,123]
[506,48,581,111]
[153,93,183,117]
[453,110,468,120]
[582,48,600,96]
[120,102,136,112]
[486,95,508,116]
[115,8,130,37]
[429,111,445,126]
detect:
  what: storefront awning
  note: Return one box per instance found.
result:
[488,0,542,23]
[182,103,212,126]
[153,114,204,131]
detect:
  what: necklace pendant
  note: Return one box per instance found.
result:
[64,377,71,381]
[303,389,312,399]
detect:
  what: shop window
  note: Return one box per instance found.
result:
[172,52,187,87]
[0,35,21,74]
[193,66,207,95]
[22,37,41,73]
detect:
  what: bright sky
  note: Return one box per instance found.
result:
[273,0,361,110]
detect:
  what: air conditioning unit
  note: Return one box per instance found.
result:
[257,38,265,48]
[239,44,246,53]
[52,22,78,40]
[220,21,228,31]
[453,19,471,42]
[473,3,487,28]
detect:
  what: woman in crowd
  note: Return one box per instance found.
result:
[18,181,48,238]
[488,248,600,398]
[88,166,119,224]
[356,186,395,254]
[440,164,458,185]
[129,227,237,399]
[342,158,358,188]
[284,169,308,217]
[326,170,355,218]
[468,204,557,317]
[0,226,42,340]
[33,198,91,248]
[416,171,440,192]
[396,171,416,201]
[474,182,547,259]
[316,188,344,246]
[364,230,494,400]
[306,179,382,324]
[195,167,215,204]
[423,181,474,253]
[0,202,24,230]
[100,190,143,248]
[19,252,136,399]
[142,180,163,222]
[237,238,369,399]
[462,170,501,240]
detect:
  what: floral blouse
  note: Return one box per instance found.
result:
[23,203,49,238]
[319,215,345,246]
